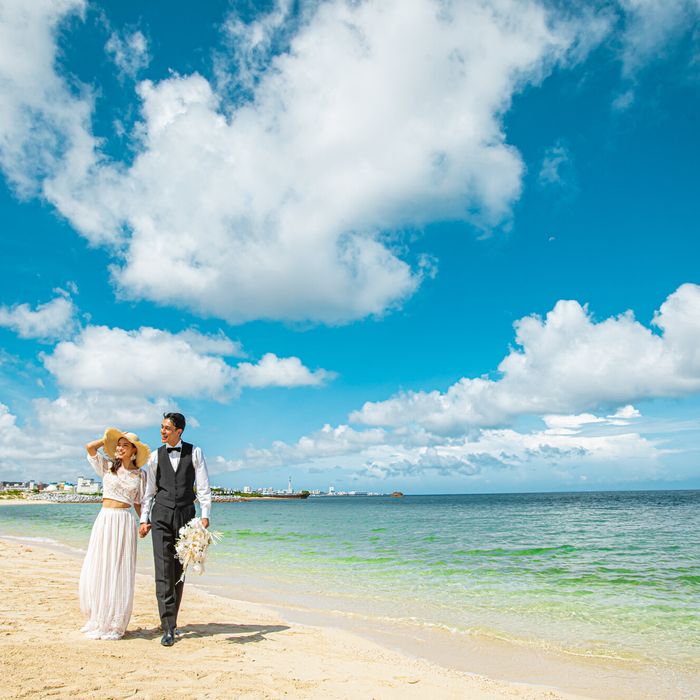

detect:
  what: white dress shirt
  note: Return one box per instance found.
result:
[140,440,212,523]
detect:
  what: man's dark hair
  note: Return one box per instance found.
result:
[163,412,186,431]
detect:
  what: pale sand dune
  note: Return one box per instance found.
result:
[0,539,593,700]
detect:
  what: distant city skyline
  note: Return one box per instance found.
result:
[1,1,699,494]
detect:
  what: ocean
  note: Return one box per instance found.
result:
[2,490,699,696]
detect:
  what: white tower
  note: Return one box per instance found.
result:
[287,476,293,494]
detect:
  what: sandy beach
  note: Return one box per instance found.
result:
[0,538,594,700]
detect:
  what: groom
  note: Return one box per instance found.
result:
[139,412,212,646]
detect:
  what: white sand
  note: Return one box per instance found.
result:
[0,538,594,700]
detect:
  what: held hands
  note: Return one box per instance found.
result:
[138,520,207,537]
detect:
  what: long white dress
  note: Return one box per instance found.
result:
[78,453,145,640]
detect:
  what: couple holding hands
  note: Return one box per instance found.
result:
[79,412,211,646]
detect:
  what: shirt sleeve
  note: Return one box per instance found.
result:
[139,451,158,524]
[87,452,110,477]
[193,446,212,520]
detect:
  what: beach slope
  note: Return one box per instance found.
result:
[0,539,591,699]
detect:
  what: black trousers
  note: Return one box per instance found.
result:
[150,501,196,630]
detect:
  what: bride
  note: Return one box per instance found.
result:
[79,428,150,640]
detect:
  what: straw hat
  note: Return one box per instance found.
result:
[103,428,151,468]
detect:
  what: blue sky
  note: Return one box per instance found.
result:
[0,0,699,493]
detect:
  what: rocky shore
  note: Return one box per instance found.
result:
[26,493,101,504]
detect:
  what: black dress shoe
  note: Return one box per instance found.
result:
[161,628,175,646]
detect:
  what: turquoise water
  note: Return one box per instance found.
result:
[2,491,699,671]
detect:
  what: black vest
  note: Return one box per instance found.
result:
[154,442,196,509]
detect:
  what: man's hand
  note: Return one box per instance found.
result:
[139,523,151,538]
[201,518,209,529]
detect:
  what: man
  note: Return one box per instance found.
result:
[139,412,212,646]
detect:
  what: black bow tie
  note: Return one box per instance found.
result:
[167,446,181,454]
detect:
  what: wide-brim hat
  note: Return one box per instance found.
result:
[103,428,151,468]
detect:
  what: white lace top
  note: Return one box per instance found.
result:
[88,453,146,507]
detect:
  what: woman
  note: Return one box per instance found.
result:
[79,428,150,640]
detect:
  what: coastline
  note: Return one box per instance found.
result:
[0,537,594,700]
[0,496,309,505]
[2,494,698,700]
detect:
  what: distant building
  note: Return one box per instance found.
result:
[243,485,252,494]
[287,476,293,494]
[76,476,102,495]
[1,481,29,491]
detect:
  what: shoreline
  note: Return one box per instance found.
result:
[196,568,699,700]
[0,496,310,505]
[2,501,698,699]
[0,537,594,700]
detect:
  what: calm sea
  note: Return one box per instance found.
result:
[2,491,699,684]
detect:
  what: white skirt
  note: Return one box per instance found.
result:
[79,507,137,640]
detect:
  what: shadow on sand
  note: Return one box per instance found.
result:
[129,622,290,644]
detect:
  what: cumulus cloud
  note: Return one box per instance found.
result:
[105,29,150,80]
[42,325,334,397]
[351,284,700,433]
[0,295,77,341]
[217,415,660,482]
[1,0,608,324]
[0,0,96,197]
[236,353,335,388]
[33,392,170,434]
[43,326,238,399]
[0,401,87,481]
[0,394,170,482]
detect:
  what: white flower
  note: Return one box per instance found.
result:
[174,517,222,581]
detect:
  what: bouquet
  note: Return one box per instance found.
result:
[174,517,222,582]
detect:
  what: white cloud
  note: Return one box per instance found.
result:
[2,0,607,324]
[33,392,168,434]
[543,413,606,433]
[175,329,245,357]
[42,324,334,397]
[43,325,238,399]
[616,0,700,76]
[217,415,661,483]
[612,87,635,111]
[1,2,698,328]
[0,396,166,483]
[105,29,150,80]
[236,352,335,388]
[0,296,77,341]
[0,0,96,197]
[351,284,700,433]
[0,401,87,481]
[216,0,296,96]
[538,142,574,188]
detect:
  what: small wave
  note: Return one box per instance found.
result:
[2,535,60,544]
[454,545,576,558]
[1,534,85,554]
